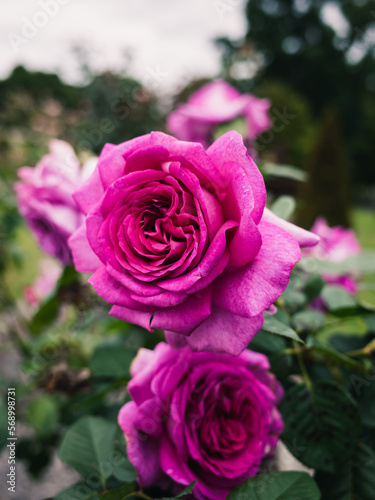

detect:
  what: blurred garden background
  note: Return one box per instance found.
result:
[1,0,375,499]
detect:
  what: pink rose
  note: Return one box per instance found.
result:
[167,79,271,148]
[305,218,361,293]
[118,342,283,500]
[15,140,96,264]
[69,131,318,355]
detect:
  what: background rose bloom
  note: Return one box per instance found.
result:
[118,342,283,500]
[304,217,361,293]
[69,131,318,355]
[167,79,271,148]
[15,140,96,264]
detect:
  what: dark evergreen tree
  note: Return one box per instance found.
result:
[217,0,375,184]
[297,107,351,228]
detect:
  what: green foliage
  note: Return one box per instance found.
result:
[59,416,136,486]
[227,471,321,500]
[224,0,375,184]
[280,380,361,472]
[269,195,296,220]
[262,315,303,343]
[74,72,162,155]
[256,80,314,167]
[292,310,325,333]
[1,58,374,500]
[321,285,357,311]
[297,108,351,228]
[28,395,59,437]
[155,481,197,500]
[54,483,101,500]
[315,444,375,500]
[30,265,81,335]
[99,484,136,500]
[90,344,133,378]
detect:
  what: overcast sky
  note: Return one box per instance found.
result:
[1,0,247,92]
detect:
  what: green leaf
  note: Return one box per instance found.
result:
[100,484,135,500]
[301,252,375,275]
[57,265,80,287]
[28,395,59,437]
[280,380,361,472]
[292,310,325,332]
[321,286,357,311]
[303,275,326,302]
[155,480,197,499]
[353,376,375,427]
[29,295,60,335]
[269,196,296,220]
[262,163,307,182]
[59,417,120,484]
[262,315,303,343]
[176,481,197,498]
[357,290,375,311]
[251,329,287,354]
[111,428,137,483]
[30,265,80,335]
[214,117,247,140]
[281,288,307,312]
[310,344,370,374]
[364,315,375,332]
[227,471,321,500]
[90,344,134,378]
[343,252,375,274]
[315,443,375,500]
[54,482,100,500]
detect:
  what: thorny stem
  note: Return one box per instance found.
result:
[346,337,375,358]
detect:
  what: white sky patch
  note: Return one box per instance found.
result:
[0,0,247,92]
[320,2,350,38]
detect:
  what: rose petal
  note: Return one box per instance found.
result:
[118,402,164,488]
[213,221,301,318]
[221,161,262,267]
[89,266,154,311]
[110,304,154,331]
[262,208,320,248]
[68,223,102,273]
[74,165,104,215]
[151,288,212,335]
[185,306,264,355]
[207,131,266,224]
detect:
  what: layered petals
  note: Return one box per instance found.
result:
[15,140,97,264]
[213,221,301,318]
[118,343,283,500]
[167,80,271,149]
[68,131,318,354]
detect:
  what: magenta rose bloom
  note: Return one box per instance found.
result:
[304,218,361,294]
[118,342,283,500]
[15,140,96,265]
[167,80,271,148]
[69,131,318,355]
